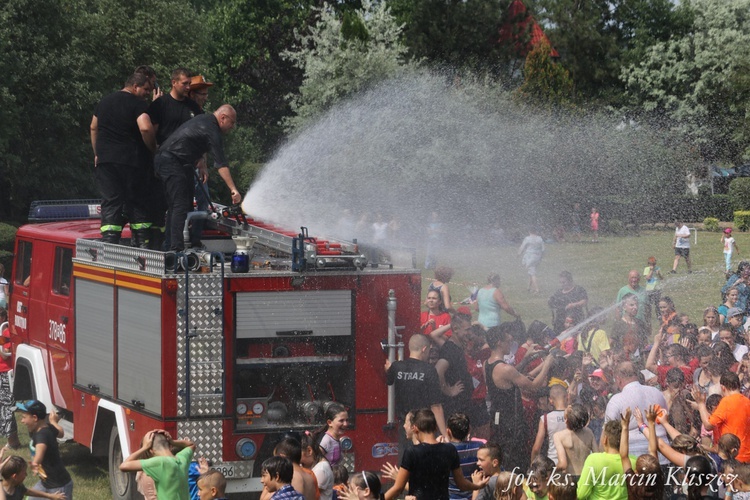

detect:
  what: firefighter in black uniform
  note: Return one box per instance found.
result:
[154,104,241,251]
[145,68,204,249]
[90,72,156,244]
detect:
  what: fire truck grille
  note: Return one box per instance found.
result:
[177,420,254,478]
[341,452,355,472]
[176,274,226,416]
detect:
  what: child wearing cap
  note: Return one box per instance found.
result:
[16,400,72,499]
[723,228,741,274]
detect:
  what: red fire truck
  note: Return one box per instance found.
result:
[7,200,419,499]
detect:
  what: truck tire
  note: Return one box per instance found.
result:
[108,425,143,500]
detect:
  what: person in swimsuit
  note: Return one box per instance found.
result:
[484,323,553,474]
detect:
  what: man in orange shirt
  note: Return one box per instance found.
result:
[695,372,750,462]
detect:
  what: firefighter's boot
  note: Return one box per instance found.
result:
[149,227,165,251]
[100,231,121,244]
[131,229,151,249]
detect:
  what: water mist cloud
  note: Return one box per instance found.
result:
[242,70,693,247]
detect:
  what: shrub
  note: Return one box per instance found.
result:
[729,178,750,210]
[0,251,11,275]
[703,217,720,232]
[709,195,733,221]
[607,219,624,235]
[734,211,750,232]
[0,223,17,253]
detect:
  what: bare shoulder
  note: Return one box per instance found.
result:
[557,429,573,446]
[493,361,518,379]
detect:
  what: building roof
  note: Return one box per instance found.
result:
[498,0,559,58]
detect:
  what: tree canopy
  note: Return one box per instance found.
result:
[0,0,207,220]
[0,0,745,222]
[283,0,412,131]
[622,0,750,163]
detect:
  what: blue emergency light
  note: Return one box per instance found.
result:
[28,200,102,222]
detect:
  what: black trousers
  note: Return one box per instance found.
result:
[154,153,194,251]
[95,162,149,232]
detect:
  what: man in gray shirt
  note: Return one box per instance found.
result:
[604,362,669,465]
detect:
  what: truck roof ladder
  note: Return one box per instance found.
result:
[176,252,226,420]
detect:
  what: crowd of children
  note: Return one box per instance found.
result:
[8,250,750,499]
[349,257,750,500]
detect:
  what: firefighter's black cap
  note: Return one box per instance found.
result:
[16,400,47,419]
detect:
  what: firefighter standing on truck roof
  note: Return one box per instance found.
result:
[154,104,241,251]
[146,68,204,250]
[90,72,157,245]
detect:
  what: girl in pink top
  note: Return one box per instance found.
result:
[316,404,348,467]
[590,208,599,242]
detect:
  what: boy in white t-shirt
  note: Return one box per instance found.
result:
[723,228,741,274]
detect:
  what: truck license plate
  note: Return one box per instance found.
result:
[213,465,238,478]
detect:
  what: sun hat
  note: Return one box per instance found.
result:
[189,75,213,91]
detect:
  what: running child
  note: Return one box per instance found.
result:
[16,400,73,499]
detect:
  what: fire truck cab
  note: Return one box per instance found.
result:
[8,200,420,499]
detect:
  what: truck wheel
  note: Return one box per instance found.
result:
[109,425,143,500]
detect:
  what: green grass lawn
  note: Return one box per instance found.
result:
[421,229,744,334]
[6,229,744,499]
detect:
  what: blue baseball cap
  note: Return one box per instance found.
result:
[16,400,47,418]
